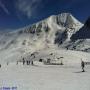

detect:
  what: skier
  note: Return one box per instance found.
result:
[81,60,85,72]
[0,64,1,68]
[31,61,33,65]
[22,58,25,65]
[28,61,31,65]
[26,60,29,65]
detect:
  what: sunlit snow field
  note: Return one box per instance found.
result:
[0,62,90,90]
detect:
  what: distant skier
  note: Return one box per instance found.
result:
[81,60,85,72]
[22,58,25,65]
[28,61,31,65]
[0,64,1,68]
[31,61,33,65]
[26,60,29,65]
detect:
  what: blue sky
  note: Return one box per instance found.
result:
[0,0,90,30]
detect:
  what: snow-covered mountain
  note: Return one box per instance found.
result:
[24,13,83,44]
[0,13,89,63]
[22,13,83,48]
[0,13,83,50]
[67,17,90,52]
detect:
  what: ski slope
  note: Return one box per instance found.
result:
[0,63,90,90]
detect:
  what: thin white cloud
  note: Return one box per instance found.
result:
[0,1,10,15]
[16,0,42,18]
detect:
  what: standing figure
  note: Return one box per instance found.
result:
[81,60,85,72]
[23,58,25,65]
[28,61,31,65]
[0,64,1,68]
[31,61,33,65]
[26,60,29,65]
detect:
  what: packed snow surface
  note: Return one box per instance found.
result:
[0,63,90,90]
[0,49,90,90]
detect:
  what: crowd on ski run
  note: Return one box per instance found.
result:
[0,52,89,72]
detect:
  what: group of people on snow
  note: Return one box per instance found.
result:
[0,57,86,73]
[22,58,34,65]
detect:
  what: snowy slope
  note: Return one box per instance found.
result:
[0,62,90,90]
[0,13,88,64]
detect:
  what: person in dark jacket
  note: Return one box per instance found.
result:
[81,60,85,72]
[26,60,29,65]
[28,61,31,65]
[31,61,33,65]
[22,58,25,65]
